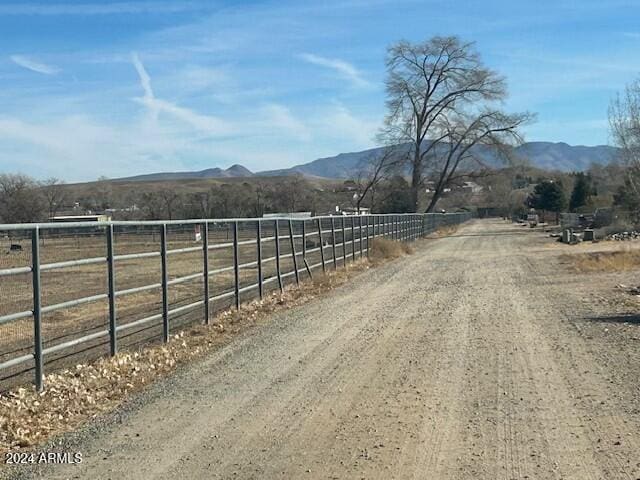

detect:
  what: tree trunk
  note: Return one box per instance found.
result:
[424,192,441,213]
[410,149,421,212]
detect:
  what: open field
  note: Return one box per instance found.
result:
[6,219,640,479]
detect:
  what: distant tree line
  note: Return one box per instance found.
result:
[0,174,67,224]
[132,177,322,220]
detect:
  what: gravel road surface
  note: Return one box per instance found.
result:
[19,219,640,479]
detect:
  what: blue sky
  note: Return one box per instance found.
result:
[0,0,639,181]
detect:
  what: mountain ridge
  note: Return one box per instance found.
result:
[115,142,619,182]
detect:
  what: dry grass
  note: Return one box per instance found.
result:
[0,255,384,454]
[561,248,640,273]
[368,238,413,262]
[433,225,460,237]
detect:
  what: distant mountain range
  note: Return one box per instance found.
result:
[117,164,253,182]
[116,142,620,182]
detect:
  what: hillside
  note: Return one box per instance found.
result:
[515,142,616,171]
[117,164,254,182]
[115,142,619,182]
[260,142,619,179]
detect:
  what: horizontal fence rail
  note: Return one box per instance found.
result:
[0,212,471,390]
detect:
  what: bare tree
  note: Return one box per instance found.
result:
[250,181,269,217]
[353,147,401,213]
[138,192,164,220]
[94,176,113,211]
[269,174,307,212]
[40,177,67,218]
[609,78,640,213]
[381,36,531,211]
[159,190,180,220]
[0,174,45,223]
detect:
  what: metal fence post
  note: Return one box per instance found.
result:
[31,227,43,391]
[160,224,169,343]
[288,220,299,285]
[359,216,364,258]
[202,222,210,324]
[274,220,283,291]
[301,220,306,260]
[395,215,398,241]
[351,217,356,261]
[365,216,370,257]
[342,218,347,266]
[331,217,337,270]
[233,221,240,309]
[317,218,326,273]
[257,220,263,299]
[106,224,117,355]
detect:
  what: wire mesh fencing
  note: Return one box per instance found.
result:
[0,212,471,390]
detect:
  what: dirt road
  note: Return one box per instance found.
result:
[20,219,640,479]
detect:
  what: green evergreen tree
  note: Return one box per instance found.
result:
[530,180,566,223]
[569,172,592,212]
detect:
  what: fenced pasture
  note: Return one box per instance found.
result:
[0,212,471,390]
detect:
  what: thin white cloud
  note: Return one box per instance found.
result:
[260,104,311,141]
[172,65,229,92]
[0,2,198,15]
[10,55,60,75]
[312,103,378,147]
[299,53,370,88]
[131,52,232,135]
[622,32,640,39]
[131,52,153,99]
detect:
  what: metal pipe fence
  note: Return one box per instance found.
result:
[0,212,471,390]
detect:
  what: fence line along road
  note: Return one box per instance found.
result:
[0,212,471,390]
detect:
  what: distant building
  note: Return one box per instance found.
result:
[262,212,312,219]
[461,181,483,194]
[338,207,371,216]
[49,214,112,223]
